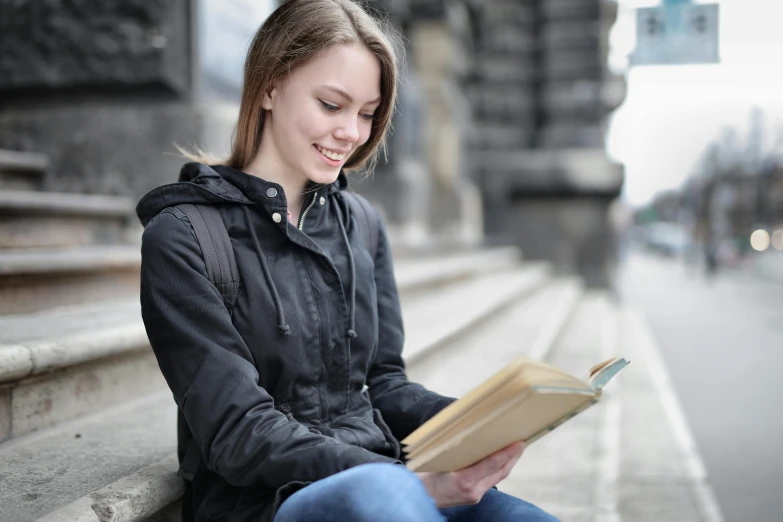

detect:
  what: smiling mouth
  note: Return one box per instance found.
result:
[315,145,347,162]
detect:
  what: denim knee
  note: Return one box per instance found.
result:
[318,463,441,521]
[337,463,427,499]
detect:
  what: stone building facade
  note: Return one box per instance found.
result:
[0,0,625,286]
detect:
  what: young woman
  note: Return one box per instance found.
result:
[137,1,558,521]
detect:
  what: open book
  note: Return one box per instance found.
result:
[402,356,629,472]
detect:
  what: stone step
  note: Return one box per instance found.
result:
[395,246,523,297]
[402,263,551,362]
[499,297,723,521]
[498,292,618,520]
[406,277,584,394]
[0,251,537,442]
[0,245,142,314]
[0,189,136,249]
[15,288,722,522]
[0,149,48,191]
[0,391,178,522]
[5,275,577,522]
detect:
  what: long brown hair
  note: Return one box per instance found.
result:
[184,0,401,174]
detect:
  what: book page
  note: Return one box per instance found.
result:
[403,360,589,453]
[588,357,630,390]
[406,389,595,472]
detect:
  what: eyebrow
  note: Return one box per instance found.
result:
[322,85,381,106]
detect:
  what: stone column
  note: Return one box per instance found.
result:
[466,0,626,287]
[406,0,483,247]
[466,0,538,244]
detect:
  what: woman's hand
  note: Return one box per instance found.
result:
[414,441,526,509]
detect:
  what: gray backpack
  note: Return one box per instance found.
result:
[175,191,379,480]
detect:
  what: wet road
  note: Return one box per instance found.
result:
[618,252,783,522]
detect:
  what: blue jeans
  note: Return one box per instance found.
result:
[273,463,559,522]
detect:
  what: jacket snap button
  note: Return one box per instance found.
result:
[319,197,325,205]
[272,212,282,223]
[266,188,278,198]
[281,404,291,414]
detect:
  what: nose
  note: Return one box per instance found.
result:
[335,115,361,144]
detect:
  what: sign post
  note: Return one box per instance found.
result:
[631,0,720,66]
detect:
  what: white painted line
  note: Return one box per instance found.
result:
[528,279,583,361]
[627,307,725,522]
[594,295,621,522]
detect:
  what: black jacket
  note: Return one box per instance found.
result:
[136,163,454,522]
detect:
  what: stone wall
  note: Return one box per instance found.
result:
[0,0,193,198]
[0,0,266,200]
[0,0,626,283]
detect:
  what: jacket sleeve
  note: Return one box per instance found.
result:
[140,210,398,489]
[365,212,456,441]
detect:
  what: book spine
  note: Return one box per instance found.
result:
[524,397,600,445]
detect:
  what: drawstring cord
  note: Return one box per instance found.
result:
[332,196,358,340]
[241,205,291,335]
[241,196,357,341]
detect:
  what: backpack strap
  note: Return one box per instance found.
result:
[342,191,380,260]
[178,204,240,314]
[175,204,239,481]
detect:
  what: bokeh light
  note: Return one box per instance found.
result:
[771,230,783,251]
[750,229,771,252]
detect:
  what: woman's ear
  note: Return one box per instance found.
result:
[261,86,277,111]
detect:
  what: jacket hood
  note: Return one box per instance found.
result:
[136,162,349,227]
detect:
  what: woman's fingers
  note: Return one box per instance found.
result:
[452,441,527,501]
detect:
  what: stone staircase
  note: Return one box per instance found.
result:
[0,150,719,522]
[0,150,140,315]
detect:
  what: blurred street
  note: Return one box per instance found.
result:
[618,250,783,522]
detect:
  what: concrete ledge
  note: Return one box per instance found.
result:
[38,454,183,522]
[0,344,34,381]
[0,149,48,174]
[403,263,550,363]
[0,248,525,383]
[0,322,148,385]
[29,271,559,522]
[0,190,134,217]
[527,277,583,361]
[16,268,575,522]
[396,247,521,293]
[0,245,141,276]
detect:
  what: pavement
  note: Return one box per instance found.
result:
[619,251,783,522]
[407,285,723,522]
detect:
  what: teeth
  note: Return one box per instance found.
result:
[317,145,345,161]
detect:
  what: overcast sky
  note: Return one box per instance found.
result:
[606,0,783,207]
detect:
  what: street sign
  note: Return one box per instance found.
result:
[631,3,720,66]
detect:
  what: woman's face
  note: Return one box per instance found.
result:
[261,43,382,186]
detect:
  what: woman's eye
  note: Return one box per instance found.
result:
[361,113,376,121]
[319,100,339,112]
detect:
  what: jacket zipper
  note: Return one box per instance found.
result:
[298,191,318,231]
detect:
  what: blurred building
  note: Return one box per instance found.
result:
[0,0,625,286]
